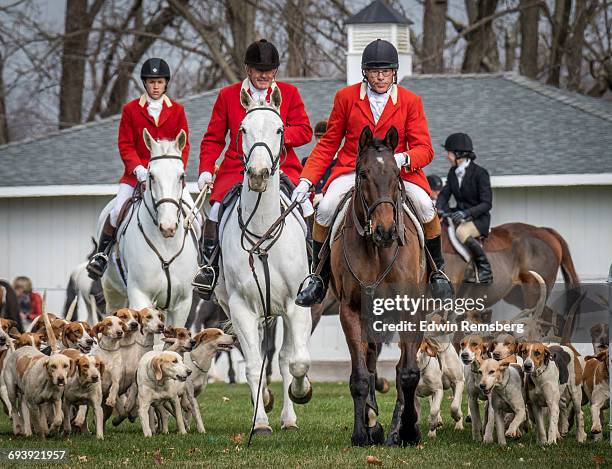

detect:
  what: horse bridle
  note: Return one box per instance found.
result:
[143,154,184,223]
[343,158,407,297]
[352,159,404,240]
[236,106,286,175]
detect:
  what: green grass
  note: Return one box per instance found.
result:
[0,382,609,468]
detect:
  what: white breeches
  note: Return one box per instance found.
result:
[209,202,221,223]
[207,195,314,223]
[315,172,436,227]
[110,183,135,227]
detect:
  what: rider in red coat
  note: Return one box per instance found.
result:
[192,39,313,299]
[87,58,190,280]
[293,40,453,306]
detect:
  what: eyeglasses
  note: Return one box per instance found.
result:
[365,69,394,77]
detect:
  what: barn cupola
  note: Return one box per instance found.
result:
[345,0,413,85]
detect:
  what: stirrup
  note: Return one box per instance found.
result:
[86,253,108,280]
[295,274,327,306]
[192,265,217,291]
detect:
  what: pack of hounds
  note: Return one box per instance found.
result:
[0,307,608,444]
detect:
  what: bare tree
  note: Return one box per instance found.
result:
[421,0,448,73]
[58,0,105,129]
[227,0,257,73]
[546,0,572,86]
[99,0,187,117]
[461,0,500,73]
[519,0,541,79]
[566,0,599,91]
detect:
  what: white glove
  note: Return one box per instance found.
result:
[134,165,148,183]
[198,171,213,191]
[394,152,410,169]
[291,179,311,203]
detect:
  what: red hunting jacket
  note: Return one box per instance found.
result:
[302,82,434,194]
[199,79,313,203]
[117,94,190,187]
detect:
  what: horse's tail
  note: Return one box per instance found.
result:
[0,279,23,332]
[63,272,79,319]
[543,228,581,346]
[543,228,579,287]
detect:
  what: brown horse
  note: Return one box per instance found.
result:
[442,221,579,311]
[329,126,424,446]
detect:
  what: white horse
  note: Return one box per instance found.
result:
[214,87,312,433]
[99,129,199,326]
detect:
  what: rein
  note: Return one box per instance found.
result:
[234,105,295,447]
[342,172,405,297]
[119,154,197,311]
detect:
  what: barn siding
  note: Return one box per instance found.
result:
[0,185,610,328]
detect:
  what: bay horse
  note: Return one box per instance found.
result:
[330,126,424,446]
[442,221,579,308]
[214,86,312,434]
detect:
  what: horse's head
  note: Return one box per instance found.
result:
[143,128,187,238]
[239,86,284,192]
[355,126,401,248]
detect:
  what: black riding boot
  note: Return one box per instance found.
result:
[463,236,493,284]
[87,216,116,280]
[295,240,331,307]
[425,235,454,300]
[192,220,220,300]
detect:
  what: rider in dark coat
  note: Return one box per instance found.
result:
[436,133,493,283]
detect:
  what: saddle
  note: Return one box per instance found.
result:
[115,197,137,230]
[217,173,309,245]
[443,220,512,261]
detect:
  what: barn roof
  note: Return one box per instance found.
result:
[1,72,612,196]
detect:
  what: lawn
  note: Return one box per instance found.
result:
[0,381,608,468]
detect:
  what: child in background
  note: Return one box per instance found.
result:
[13,276,42,322]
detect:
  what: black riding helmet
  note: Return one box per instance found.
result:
[245,39,280,71]
[427,174,443,192]
[361,39,399,70]
[443,133,473,153]
[141,58,171,82]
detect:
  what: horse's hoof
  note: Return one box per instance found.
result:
[351,431,369,447]
[253,425,273,435]
[375,377,390,394]
[399,425,421,446]
[367,422,385,445]
[281,422,299,431]
[112,415,125,427]
[288,382,312,404]
[264,388,275,413]
[385,432,399,447]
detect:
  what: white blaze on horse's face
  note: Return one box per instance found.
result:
[143,129,187,238]
[239,87,283,192]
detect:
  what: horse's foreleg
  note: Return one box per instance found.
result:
[169,295,193,328]
[284,305,312,404]
[397,337,422,446]
[102,276,127,313]
[279,317,297,430]
[364,342,385,444]
[229,299,271,433]
[340,305,371,447]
